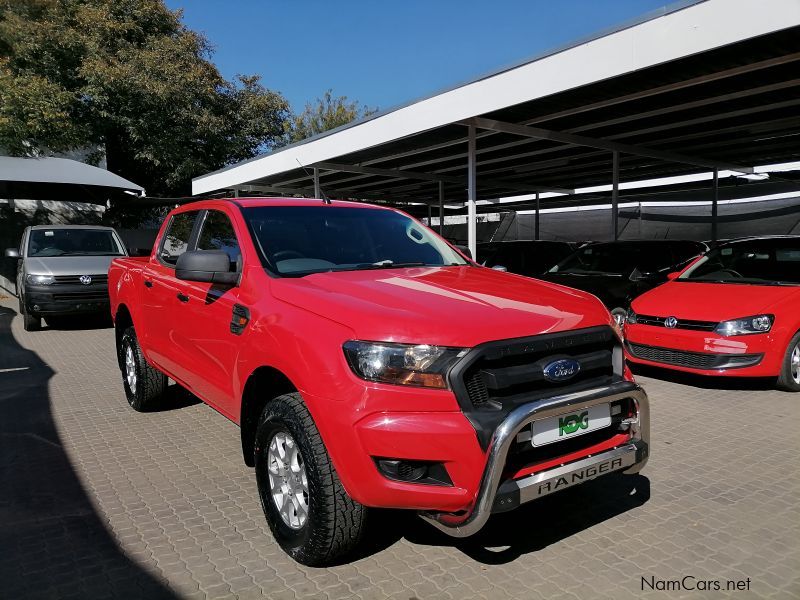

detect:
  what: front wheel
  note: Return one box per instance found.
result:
[254,393,367,566]
[777,332,800,392]
[21,301,41,331]
[119,326,167,410]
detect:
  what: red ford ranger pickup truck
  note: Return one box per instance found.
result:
[108,198,650,565]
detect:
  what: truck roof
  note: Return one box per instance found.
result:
[200,197,390,210]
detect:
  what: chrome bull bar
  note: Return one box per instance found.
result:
[419,381,649,538]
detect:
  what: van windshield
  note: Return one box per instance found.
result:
[27,229,125,257]
[242,205,467,276]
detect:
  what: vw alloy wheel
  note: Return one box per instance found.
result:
[267,431,309,529]
[791,344,800,385]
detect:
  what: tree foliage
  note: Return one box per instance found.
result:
[284,89,377,146]
[0,0,290,196]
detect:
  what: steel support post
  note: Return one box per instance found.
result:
[712,168,719,242]
[612,151,620,241]
[467,125,477,259]
[313,167,321,198]
[438,181,445,235]
[535,193,540,240]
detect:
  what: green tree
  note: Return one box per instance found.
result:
[0,0,290,197]
[284,89,377,145]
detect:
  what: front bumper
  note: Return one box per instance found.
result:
[25,283,110,315]
[624,323,781,376]
[419,381,649,537]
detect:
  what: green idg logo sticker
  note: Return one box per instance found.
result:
[558,411,589,437]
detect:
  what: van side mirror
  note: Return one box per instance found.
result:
[4,248,20,259]
[175,250,238,286]
[667,272,680,281]
[455,245,472,260]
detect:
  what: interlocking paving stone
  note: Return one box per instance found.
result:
[1,294,798,599]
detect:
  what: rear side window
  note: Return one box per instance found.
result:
[196,210,241,271]
[160,212,198,266]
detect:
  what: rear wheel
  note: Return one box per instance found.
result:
[254,393,367,566]
[119,326,167,410]
[777,332,800,392]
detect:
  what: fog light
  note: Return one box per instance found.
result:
[374,458,453,486]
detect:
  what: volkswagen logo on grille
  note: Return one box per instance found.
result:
[543,358,581,382]
[79,275,92,285]
[664,316,678,328]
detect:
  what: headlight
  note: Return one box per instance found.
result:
[715,314,773,336]
[343,341,467,389]
[626,309,637,325]
[26,274,54,285]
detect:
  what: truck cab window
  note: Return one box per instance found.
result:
[197,210,241,271]
[160,212,197,266]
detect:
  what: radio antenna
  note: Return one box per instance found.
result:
[296,159,331,204]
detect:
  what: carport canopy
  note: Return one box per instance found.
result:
[0,156,144,203]
[193,0,800,256]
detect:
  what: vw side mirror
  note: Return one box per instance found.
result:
[491,265,508,272]
[4,248,20,259]
[667,271,680,281]
[175,250,238,286]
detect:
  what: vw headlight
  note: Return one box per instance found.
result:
[26,274,54,285]
[715,314,773,336]
[343,341,467,389]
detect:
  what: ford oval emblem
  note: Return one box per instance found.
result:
[543,358,581,382]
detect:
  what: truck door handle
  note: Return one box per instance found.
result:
[176,292,189,303]
[144,280,153,288]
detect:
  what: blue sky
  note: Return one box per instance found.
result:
[166,0,673,113]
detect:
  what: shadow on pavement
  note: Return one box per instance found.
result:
[41,313,114,331]
[360,472,650,566]
[0,304,177,599]
[631,363,776,391]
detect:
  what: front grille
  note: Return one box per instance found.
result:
[52,290,109,302]
[456,326,620,412]
[53,274,109,285]
[627,342,762,369]
[635,314,717,331]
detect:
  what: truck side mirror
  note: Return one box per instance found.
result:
[176,250,239,286]
[4,248,20,260]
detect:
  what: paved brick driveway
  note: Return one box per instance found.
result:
[1,294,798,599]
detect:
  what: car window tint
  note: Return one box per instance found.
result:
[197,210,241,271]
[160,212,197,266]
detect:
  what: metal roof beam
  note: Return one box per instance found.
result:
[462,117,755,174]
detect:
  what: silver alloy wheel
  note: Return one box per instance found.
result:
[267,431,309,529]
[125,345,137,395]
[791,344,800,384]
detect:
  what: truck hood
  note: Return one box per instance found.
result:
[632,281,800,321]
[271,266,611,347]
[24,255,118,276]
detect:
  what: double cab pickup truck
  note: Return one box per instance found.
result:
[108,198,649,566]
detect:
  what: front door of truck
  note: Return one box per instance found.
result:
[140,210,201,383]
[172,208,244,419]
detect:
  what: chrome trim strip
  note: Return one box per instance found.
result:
[418,380,649,538]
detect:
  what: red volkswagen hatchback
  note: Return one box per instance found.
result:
[624,236,800,391]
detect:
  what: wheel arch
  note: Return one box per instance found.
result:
[240,366,298,467]
[114,304,134,370]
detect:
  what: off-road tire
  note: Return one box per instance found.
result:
[119,326,167,410]
[254,393,367,566]
[776,331,800,392]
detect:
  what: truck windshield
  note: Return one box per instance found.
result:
[242,206,468,276]
[679,238,800,286]
[27,229,125,257]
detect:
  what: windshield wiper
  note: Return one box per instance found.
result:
[359,261,427,270]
